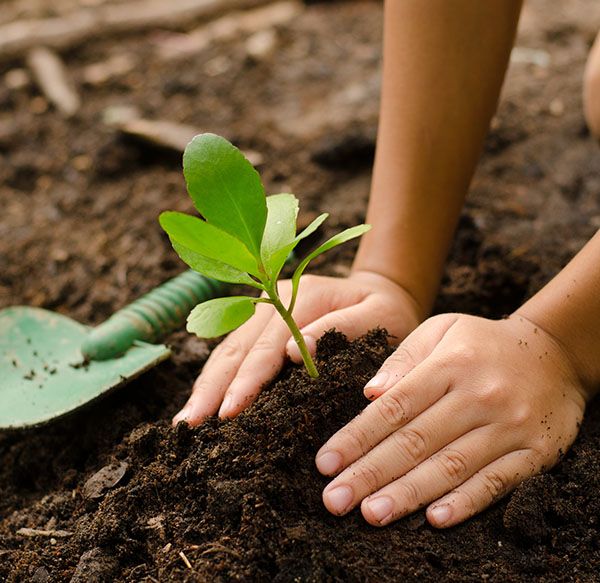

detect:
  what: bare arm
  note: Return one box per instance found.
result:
[519,230,600,396]
[175,0,524,425]
[318,233,600,529]
[354,0,523,317]
[313,1,600,529]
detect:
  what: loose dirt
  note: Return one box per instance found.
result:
[1,0,600,581]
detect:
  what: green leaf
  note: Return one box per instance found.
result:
[288,224,371,312]
[171,241,261,288]
[261,193,299,277]
[183,134,267,260]
[294,213,329,243]
[160,211,260,277]
[265,212,329,280]
[187,296,256,338]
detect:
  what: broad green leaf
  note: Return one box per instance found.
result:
[160,211,260,278]
[187,296,256,338]
[183,134,267,260]
[171,241,261,288]
[288,224,371,313]
[265,212,329,280]
[261,193,299,277]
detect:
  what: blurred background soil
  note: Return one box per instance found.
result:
[0,0,599,581]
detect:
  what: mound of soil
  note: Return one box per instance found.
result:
[1,330,599,582]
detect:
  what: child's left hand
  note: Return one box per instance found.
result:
[315,313,589,528]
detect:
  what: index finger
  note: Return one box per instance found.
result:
[173,301,275,425]
[315,360,450,476]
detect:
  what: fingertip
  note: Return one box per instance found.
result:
[218,394,234,419]
[286,340,303,363]
[365,371,389,388]
[303,334,317,354]
[172,405,191,427]
[315,450,342,476]
[286,334,316,363]
[426,504,453,529]
[218,391,256,419]
[322,484,354,516]
[363,371,390,400]
[361,496,395,527]
[363,387,385,401]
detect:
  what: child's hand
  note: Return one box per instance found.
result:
[316,313,588,528]
[173,271,422,426]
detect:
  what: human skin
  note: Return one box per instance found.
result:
[174,0,600,527]
[317,232,600,527]
[352,0,523,315]
[584,31,600,138]
[172,271,422,424]
[174,0,522,425]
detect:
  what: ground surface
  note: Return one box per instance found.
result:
[1,0,600,581]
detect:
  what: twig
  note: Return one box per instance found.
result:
[154,1,302,60]
[200,542,242,559]
[118,118,201,152]
[0,0,274,59]
[26,47,80,117]
[110,116,264,166]
[178,551,193,570]
[17,527,73,538]
[82,54,136,86]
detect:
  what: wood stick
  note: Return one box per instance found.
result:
[154,1,302,60]
[178,551,193,570]
[111,116,265,166]
[17,528,73,538]
[27,47,80,117]
[0,0,273,59]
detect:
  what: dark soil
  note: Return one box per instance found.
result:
[1,0,600,581]
[1,331,600,582]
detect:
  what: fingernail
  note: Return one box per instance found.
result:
[302,335,317,354]
[172,405,191,426]
[365,496,394,524]
[324,485,353,514]
[286,338,300,360]
[364,372,389,391]
[316,451,342,475]
[218,394,234,418]
[428,504,452,527]
[287,335,316,361]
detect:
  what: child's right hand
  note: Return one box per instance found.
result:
[172,270,422,426]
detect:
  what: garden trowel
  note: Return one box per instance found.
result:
[0,270,225,429]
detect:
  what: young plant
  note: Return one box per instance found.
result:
[159,133,370,378]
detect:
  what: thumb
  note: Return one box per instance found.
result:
[363,313,459,400]
[286,301,374,363]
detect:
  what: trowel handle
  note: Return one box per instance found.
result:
[81,270,226,361]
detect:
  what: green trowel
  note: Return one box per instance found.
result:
[0,270,225,430]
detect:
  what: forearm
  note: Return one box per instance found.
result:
[518,230,600,398]
[353,0,523,318]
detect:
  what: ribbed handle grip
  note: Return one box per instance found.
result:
[82,270,225,361]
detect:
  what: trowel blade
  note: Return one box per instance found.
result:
[0,306,170,429]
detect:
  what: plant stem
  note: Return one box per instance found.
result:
[266,286,319,379]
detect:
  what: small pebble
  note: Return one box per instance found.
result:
[5,68,30,90]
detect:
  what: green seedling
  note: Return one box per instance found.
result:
[159,133,370,378]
